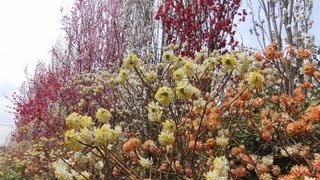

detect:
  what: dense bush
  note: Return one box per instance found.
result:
[5,45,318,179]
[2,0,320,179]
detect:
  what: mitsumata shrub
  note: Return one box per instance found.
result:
[2,0,320,179]
[44,45,319,179]
[2,44,320,179]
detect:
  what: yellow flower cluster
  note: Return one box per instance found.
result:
[193,98,206,112]
[158,118,177,146]
[123,53,141,69]
[95,124,121,146]
[146,71,157,81]
[205,156,229,179]
[248,71,264,88]
[162,51,176,63]
[203,57,217,70]
[162,119,176,133]
[64,129,82,150]
[138,157,153,169]
[172,68,185,81]
[182,60,196,76]
[52,159,90,180]
[158,131,175,146]
[221,53,237,70]
[213,156,230,177]
[65,112,81,129]
[176,80,200,100]
[147,101,163,123]
[216,129,229,148]
[66,112,94,129]
[64,109,122,149]
[155,86,175,106]
[116,69,130,85]
[96,108,112,123]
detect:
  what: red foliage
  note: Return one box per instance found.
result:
[155,0,246,56]
[12,64,84,141]
[12,64,60,140]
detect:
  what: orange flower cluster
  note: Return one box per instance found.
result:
[297,48,312,59]
[142,140,160,155]
[292,88,305,104]
[286,104,320,135]
[204,107,220,132]
[311,156,320,173]
[123,138,141,153]
[304,63,316,76]
[290,165,311,177]
[264,43,281,59]
[304,105,320,121]
[230,146,261,173]
[286,119,313,135]
[258,108,275,141]
[230,166,246,178]
[253,52,263,61]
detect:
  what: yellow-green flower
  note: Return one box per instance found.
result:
[172,68,185,81]
[96,108,112,123]
[66,112,81,129]
[203,57,217,70]
[139,157,153,169]
[147,101,163,123]
[259,173,272,180]
[163,119,176,133]
[158,131,175,146]
[95,124,121,146]
[116,69,129,84]
[146,71,157,81]
[64,129,82,150]
[95,124,108,146]
[79,127,94,144]
[237,52,252,71]
[162,51,176,63]
[248,71,264,88]
[176,81,193,100]
[52,159,71,179]
[174,56,186,67]
[221,53,237,70]
[123,53,141,69]
[182,60,195,76]
[155,86,174,106]
[176,81,200,100]
[106,126,121,144]
[205,170,219,180]
[213,156,230,177]
[80,115,94,128]
[193,98,206,112]
[261,155,274,166]
[216,137,229,148]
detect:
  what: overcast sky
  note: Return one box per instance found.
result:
[0,0,73,145]
[0,1,319,145]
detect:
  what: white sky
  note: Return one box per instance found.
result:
[0,0,73,145]
[0,0,319,145]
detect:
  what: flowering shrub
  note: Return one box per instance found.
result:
[47,44,320,179]
[3,0,319,179]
